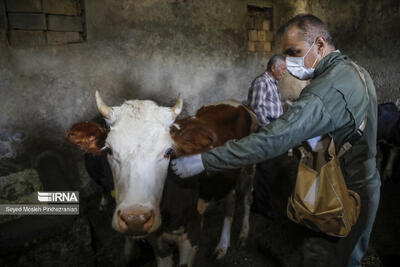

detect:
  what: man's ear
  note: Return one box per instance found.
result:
[316,36,326,52]
[65,121,108,155]
[270,64,275,73]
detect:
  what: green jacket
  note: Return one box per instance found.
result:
[202,52,380,188]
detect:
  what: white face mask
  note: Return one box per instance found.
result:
[286,41,320,80]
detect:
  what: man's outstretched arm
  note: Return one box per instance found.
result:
[172,93,336,177]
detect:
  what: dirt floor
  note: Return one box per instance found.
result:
[1,153,398,267]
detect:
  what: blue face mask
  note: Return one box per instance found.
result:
[286,40,320,80]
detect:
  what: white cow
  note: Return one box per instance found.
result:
[95,91,182,237]
[93,91,256,266]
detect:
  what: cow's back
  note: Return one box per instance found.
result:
[170,100,258,202]
[171,100,258,156]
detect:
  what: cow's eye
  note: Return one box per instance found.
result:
[101,146,112,155]
[108,153,120,164]
[106,148,113,156]
[164,148,175,159]
[105,148,119,162]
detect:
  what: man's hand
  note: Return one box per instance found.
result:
[171,154,205,178]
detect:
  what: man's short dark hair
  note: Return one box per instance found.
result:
[278,14,334,47]
[267,54,285,71]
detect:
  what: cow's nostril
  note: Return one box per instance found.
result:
[117,210,154,234]
[117,210,129,232]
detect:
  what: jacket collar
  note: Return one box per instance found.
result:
[314,50,347,78]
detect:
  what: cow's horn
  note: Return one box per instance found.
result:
[95,90,112,119]
[171,93,183,118]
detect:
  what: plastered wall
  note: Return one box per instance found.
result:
[0,0,398,150]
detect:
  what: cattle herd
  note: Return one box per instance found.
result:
[65,93,400,267]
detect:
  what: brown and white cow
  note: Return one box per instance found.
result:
[66,91,258,266]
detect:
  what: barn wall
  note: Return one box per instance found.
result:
[0,0,399,148]
[0,0,256,145]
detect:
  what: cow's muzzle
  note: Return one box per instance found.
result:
[117,209,155,235]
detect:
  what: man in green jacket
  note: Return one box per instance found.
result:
[171,14,380,267]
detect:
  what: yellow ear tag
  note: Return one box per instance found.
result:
[111,190,115,198]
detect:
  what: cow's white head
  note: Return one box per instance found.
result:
[95,91,182,236]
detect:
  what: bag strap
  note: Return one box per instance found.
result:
[337,118,367,157]
[350,61,369,101]
[337,62,369,158]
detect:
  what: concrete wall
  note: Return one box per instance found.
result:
[0,0,265,147]
[0,0,399,151]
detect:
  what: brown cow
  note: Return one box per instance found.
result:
[170,100,258,259]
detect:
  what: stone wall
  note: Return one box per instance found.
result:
[5,0,84,47]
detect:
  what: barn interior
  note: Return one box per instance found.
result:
[0,0,399,266]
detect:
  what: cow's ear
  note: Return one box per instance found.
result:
[65,121,108,155]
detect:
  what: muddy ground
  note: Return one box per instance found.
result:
[0,153,398,267]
